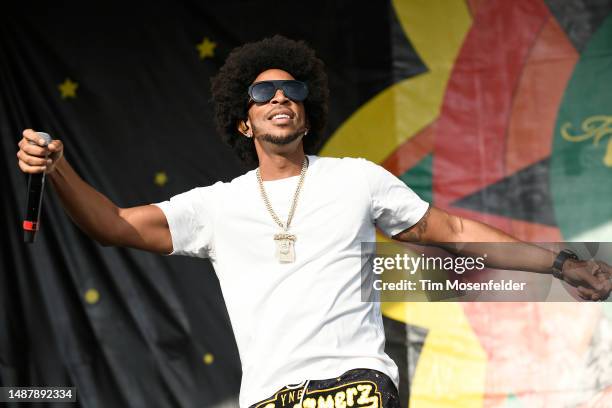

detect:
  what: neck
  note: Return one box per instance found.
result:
[255,142,306,181]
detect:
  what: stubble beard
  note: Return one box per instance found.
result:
[252,125,306,146]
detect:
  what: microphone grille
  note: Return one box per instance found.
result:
[35,132,52,146]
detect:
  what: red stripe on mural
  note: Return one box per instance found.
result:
[505,17,578,176]
[505,16,577,240]
[434,0,550,224]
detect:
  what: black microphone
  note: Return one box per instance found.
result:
[23,131,52,243]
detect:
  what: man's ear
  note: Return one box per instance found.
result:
[237,119,252,138]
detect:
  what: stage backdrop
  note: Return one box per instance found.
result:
[1,0,611,407]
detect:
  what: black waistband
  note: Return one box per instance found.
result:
[250,368,399,408]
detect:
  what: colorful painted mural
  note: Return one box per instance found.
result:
[322,1,612,406]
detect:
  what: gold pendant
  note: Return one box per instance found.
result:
[274,233,296,263]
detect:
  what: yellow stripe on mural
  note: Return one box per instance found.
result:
[321,0,471,163]
[378,227,486,407]
[377,204,485,398]
[383,302,486,408]
[334,2,484,406]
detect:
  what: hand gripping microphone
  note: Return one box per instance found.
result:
[23,131,52,243]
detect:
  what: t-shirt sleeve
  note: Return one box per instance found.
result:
[152,184,218,258]
[358,158,430,237]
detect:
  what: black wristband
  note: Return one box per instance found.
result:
[552,249,579,279]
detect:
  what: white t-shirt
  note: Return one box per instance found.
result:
[154,156,429,407]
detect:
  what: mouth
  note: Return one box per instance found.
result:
[268,110,294,124]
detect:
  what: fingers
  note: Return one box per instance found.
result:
[19,130,50,157]
[22,128,49,146]
[595,261,612,276]
[590,261,611,300]
[576,273,612,301]
[17,157,46,174]
[577,262,605,292]
[595,270,611,300]
[18,139,48,157]
[16,149,50,166]
[576,284,607,301]
[563,259,611,301]
[17,129,64,174]
[48,139,63,154]
[576,286,596,301]
[20,130,63,154]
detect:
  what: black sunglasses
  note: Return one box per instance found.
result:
[247,80,309,104]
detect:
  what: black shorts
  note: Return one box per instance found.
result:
[250,368,400,408]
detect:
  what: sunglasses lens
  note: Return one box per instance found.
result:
[248,80,309,104]
[250,82,276,103]
[282,81,308,101]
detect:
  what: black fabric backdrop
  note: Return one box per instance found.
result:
[0,1,425,406]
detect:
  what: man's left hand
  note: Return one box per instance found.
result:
[561,259,612,301]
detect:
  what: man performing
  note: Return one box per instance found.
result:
[16,36,612,408]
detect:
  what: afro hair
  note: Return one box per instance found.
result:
[211,35,329,166]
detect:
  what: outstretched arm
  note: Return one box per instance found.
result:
[17,129,173,254]
[392,206,611,300]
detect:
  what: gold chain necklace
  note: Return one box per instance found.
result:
[256,156,309,263]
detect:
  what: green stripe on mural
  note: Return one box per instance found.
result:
[551,14,612,240]
[399,153,433,203]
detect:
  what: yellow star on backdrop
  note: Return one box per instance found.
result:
[203,353,214,365]
[196,37,216,59]
[84,288,100,304]
[154,171,168,186]
[58,78,78,99]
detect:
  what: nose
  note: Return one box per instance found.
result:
[270,88,289,104]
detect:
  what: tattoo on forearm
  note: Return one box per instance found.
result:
[402,205,431,242]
